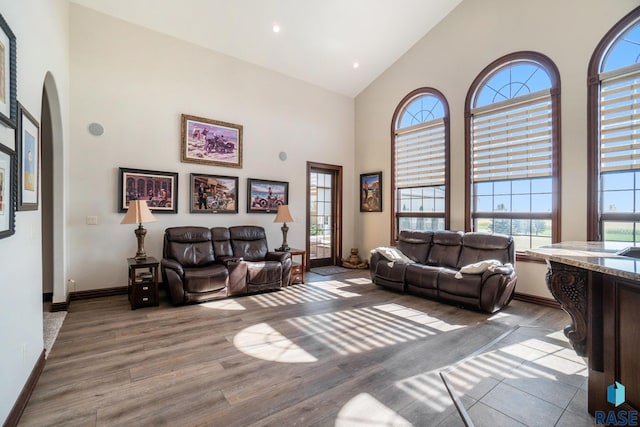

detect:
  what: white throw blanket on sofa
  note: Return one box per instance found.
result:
[371,246,415,266]
[454,259,514,279]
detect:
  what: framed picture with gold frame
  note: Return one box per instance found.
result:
[181,114,243,168]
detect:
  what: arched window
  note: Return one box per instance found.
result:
[465,52,561,251]
[588,6,640,245]
[391,88,450,240]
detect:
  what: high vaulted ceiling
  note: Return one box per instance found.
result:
[68,0,463,97]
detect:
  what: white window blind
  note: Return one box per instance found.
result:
[471,91,553,182]
[395,118,445,188]
[600,70,640,173]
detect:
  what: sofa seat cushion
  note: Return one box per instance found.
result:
[405,264,441,290]
[438,268,482,299]
[246,261,282,285]
[183,265,228,293]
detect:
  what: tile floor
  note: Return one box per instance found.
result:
[438,326,595,426]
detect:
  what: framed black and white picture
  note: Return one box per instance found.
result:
[0,14,16,129]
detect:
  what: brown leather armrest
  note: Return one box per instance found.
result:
[161,258,184,277]
[266,251,291,263]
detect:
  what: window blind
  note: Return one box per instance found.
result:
[395,119,445,188]
[471,91,553,182]
[600,70,640,173]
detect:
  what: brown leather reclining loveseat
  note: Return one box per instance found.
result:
[161,225,292,305]
[370,230,517,313]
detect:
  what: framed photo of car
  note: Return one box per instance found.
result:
[247,178,288,213]
[360,171,382,212]
[118,167,178,213]
[181,114,243,168]
[190,173,238,214]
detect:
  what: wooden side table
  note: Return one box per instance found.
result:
[288,249,306,284]
[127,257,159,310]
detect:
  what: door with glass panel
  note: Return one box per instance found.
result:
[307,162,342,268]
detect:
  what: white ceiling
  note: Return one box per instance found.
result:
[68,0,463,97]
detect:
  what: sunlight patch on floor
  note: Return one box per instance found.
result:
[345,277,373,285]
[374,303,465,332]
[288,305,439,356]
[233,322,318,363]
[395,370,452,412]
[311,280,361,298]
[335,393,412,427]
[199,299,246,311]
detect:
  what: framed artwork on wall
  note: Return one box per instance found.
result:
[247,178,288,213]
[181,114,243,168]
[0,14,16,129]
[0,143,16,239]
[17,103,40,211]
[190,173,238,214]
[360,171,382,212]
[118,167,179,213]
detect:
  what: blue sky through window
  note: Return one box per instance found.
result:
[398,94,444,128]
[602,20,640,72]
[475,62,551,108]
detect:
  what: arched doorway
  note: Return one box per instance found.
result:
[41,72,65,310]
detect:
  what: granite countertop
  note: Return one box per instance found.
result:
[526,241,640,282]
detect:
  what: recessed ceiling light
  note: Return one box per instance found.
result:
[273,23,281,33]
[353,62,360,69]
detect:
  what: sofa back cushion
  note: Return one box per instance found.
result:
[457,232,514,268]
[211,227,233,257]
[163,226,215,267]
[229,226,268,261]
[427,230,464,268]
[397,231,433,264]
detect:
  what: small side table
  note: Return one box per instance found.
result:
[288,249,306,285]
[127,257,159,310]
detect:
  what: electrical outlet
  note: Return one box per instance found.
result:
[68,279,76,292]
[22,343,28,362]
[86,216,98,225]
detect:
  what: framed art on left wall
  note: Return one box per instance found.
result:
[0,143,16,239]
[17,103,40,211]
[0,14,16,129]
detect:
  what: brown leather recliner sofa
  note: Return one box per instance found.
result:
[161,225,292,305]
[370,230,517,313]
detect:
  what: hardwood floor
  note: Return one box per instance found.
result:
[19,270,572,426]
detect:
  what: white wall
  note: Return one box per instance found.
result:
[68,5,355,291]
[354,0,639,298]
[0,0,69,422]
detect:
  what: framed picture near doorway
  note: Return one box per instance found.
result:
[118,167,178,213]
[360,171,382,212]
[0,143,16,239]
[17,103,40,211]
[247,178,288,213]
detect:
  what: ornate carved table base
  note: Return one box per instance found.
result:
[545,261,587,356]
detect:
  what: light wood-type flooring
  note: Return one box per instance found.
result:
[20,270,583,426]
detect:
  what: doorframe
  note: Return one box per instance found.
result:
[306,161,343,269]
